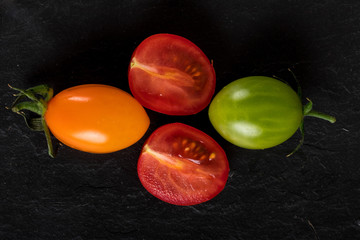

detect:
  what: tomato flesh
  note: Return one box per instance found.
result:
[209,76,303,149]
[137,123,229,206]
[128,34,216,115]
[45,84,150,153]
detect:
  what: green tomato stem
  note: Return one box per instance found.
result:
[285,70,336,157]
[302,98,336,123]
[304,110,336,123]
[287,99,336,157]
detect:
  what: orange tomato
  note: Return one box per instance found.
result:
[44,84,150,153]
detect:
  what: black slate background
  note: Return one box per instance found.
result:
[1,0,359,239]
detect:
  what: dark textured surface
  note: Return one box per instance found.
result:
[1,0,359,239]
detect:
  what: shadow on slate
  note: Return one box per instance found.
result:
[24,0,223,95]
[214,10,316,93]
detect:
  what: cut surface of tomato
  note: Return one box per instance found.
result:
[128,34,216,115]
[137,123,229,206]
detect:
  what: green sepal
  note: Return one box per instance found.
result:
[288,68,302,100]
[272,75,289,85]
[9,85,40,103]
[8,84,55,158]
[26,84,53,102]
[303,98,313,115]
[287,121,305,157]
[286,69,335,157]
[11,101,43,115]
[16,112,44,131]
[9,84,53,105]
[42,118,55,158]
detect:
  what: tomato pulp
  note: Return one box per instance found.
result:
[128,33,216,115]
[209,76,303,149]
[45,84,150,153]
[137,123,229,206]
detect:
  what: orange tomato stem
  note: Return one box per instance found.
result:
[9,84,55,158]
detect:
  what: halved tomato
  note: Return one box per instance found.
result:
[137,123,229,206]
[128,34,216,115]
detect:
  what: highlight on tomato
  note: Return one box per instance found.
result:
[128,33,216,115]
[208,75,336,156]
[137,123,229,206]
[9,84,150,157]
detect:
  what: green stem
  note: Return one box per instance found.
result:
[305,110,336,123]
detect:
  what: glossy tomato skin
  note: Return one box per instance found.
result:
[137,123,229,206]
[128,33,216,115]
[209,76,303,149]
[44,84,150,153]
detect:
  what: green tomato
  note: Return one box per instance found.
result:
[208,76,303,149]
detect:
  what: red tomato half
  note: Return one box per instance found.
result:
[137,123,229,206]
[128,34,216,115]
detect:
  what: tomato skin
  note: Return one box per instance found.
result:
[128,33,216,115]
[44,84,150,153]
[208,76,303,149]
[137,123,229,206]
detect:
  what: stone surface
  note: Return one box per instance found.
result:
[1,0,359,239]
